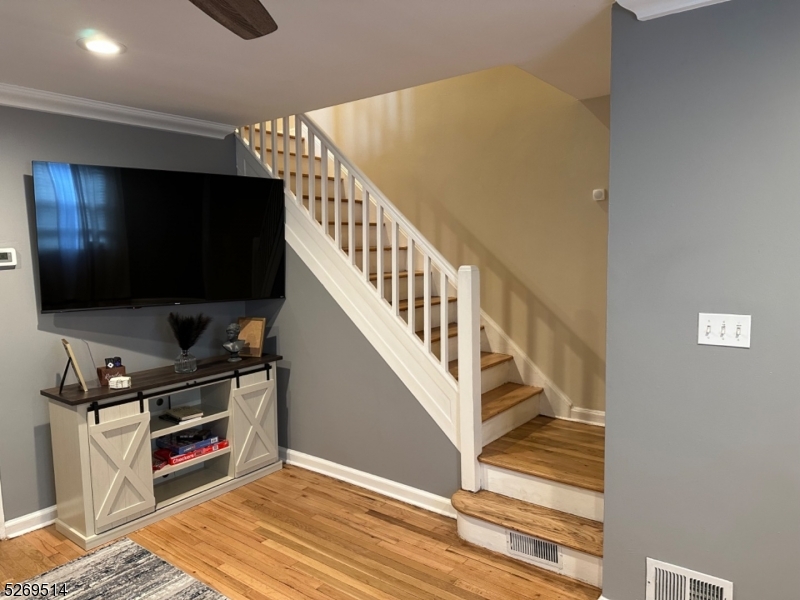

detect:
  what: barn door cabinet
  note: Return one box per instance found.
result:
[42,355,282,550]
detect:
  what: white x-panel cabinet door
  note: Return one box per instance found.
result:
[87,402,155,533]
[233,378,278,477]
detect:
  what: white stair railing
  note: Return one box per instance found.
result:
[238,116,482,477]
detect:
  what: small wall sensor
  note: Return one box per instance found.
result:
[0,248,17,269]
[593,189,607,202]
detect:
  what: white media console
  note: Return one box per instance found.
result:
[41,355,282,550]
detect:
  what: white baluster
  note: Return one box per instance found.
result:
[308,130,316,222]
[392,220,400,315]
[295,116,303,202]
[458,265,481,492]
[363,189,370,278]
[348,173,356,266]
[440,270,449,369]
[407,238,415,334]
[270,122,277,175]
[320,143,328,232]
[334,158,342,248]
[376,203,384,300]
[260,121,266,165]
[282,117,290,192]
[423,255,431,353]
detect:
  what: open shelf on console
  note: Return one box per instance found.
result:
[150,405,230,438]
[154,464,232,510]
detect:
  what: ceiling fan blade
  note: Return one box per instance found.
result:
[188,0,278,40]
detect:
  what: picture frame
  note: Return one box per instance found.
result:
[237,317,266,358]
[61,339,89,392]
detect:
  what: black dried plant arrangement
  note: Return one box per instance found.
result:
[168,313,212,351]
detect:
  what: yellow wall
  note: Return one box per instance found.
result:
[310,66,609,411]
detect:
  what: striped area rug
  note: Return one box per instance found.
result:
[20,538,226,599]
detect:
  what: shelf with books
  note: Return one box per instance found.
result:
[153,445,231,479]
[150,405,230,438]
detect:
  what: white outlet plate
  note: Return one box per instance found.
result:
[0,248,16,269]
[698,313,751,348]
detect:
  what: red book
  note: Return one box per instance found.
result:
[154,439,229,467]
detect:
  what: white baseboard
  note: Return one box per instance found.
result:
[280,447,457,519]
[4,505,57,539]
[480,312,605,427]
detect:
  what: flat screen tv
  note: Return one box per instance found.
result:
[32,161,285,312]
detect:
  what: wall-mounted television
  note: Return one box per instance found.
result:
[32,161,285,313]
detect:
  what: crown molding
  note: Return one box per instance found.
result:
[617,0,731,21]
[0,83,234,139]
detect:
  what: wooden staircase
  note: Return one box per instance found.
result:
[240,122,603,596]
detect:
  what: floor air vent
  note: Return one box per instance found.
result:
[646,558,733,600]
[507,531,562,568]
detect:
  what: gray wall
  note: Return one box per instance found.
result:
[605,2,800,599]
[247,249,461,498]
[0,106,239,521]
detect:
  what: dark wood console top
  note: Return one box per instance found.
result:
[41,354,282,406]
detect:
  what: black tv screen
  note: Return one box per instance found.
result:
[32,161,285,312]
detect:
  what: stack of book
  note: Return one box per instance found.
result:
[159,405,204,424]
[152,428,228,471]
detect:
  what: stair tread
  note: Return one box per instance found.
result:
[449,352,513,379]
[482,383,544,422]
[398,296,456,311]
[415,323,485,343]
[479,416,605,493]
[368,270,424,282]
[281,168,340,181]
[305,194,364,204]
[245,127,301,139]
[452,490,603,557]
[341,245,407,252]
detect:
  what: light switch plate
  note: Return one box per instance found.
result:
[0,248,16,269]
[698,313,751,348]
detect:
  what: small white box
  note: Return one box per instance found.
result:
[109,376,132,389]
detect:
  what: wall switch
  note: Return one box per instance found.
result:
[698,313,751,348]
[0,248,16,269]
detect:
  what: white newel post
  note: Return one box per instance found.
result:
[457,265,481,492]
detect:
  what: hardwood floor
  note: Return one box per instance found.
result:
[1,465,600,599]
[479,416,605,493]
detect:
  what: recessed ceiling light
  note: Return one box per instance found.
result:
[77,35,126,56]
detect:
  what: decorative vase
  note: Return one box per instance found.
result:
[174,350,197,373]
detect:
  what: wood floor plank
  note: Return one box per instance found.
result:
[479,416,605,492]
[1,465,600,599]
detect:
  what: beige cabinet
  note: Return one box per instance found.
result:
[87,403,155,532]
[232,376,278,477]
[46,360,281,550]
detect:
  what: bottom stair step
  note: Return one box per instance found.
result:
[452,490,604,558]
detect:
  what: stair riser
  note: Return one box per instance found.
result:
[246,135,306,154]
[456,515,603,588]
[482,396,541,446]
[264,151,322,174]
[418,332,459,363]
[352,248,409,275]
[376,274,424,302]
[328,223,389,248]
[480,361,511,395]
[402,302,457,330]
[289,173,347,197]
[481,463,605,522]
[309,198,365,220]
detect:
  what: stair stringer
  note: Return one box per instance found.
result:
[237,139,459,446]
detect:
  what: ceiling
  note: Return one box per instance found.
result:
[0,1,611,126]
